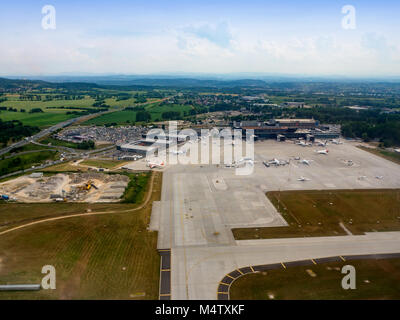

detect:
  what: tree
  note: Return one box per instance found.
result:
[136,111,151,122]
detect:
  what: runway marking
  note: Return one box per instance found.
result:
[161,269,171,271]
[217,252,400,300]
[237,269,244,275]
[159,294,171,297]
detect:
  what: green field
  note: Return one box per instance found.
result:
[39,137,83,149]
[0,93,155,127]
[3,143,52,156]
[0,111,77,127]
[0,96,96,111]
[122,172,151,203]
[0,150,59,176]
[0,172,162,300]
[85,103,193,125]
[230,258,400,300]
[80,159,126,169]
[232,189,400,240]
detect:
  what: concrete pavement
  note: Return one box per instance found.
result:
[149,140,400,300]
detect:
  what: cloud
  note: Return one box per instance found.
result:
[181,22,233,48]
[0,26,399,76]
[361,33,398,59]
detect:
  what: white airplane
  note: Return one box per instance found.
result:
[346,160,354,166]
[263,161,270,167]
[268,158,288,166]
[331,139,343,145]
[375,175,384,180]
[147,161,165,169]
[296,141,311,147]
[239,156,253,162]
[297,176,311,182]
[235,159,255,167]
[316,140,328,147]
[315,149,329,155]
[299,159,313,165]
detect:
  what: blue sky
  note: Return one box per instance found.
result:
[0,0,399,77]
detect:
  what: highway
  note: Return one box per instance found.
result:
[0,109,115,157]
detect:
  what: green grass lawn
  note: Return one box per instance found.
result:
[38,137,82,149]
[80,159,125,169]
[230,258,400,300]
[0,172,162,300]
[232,189,400,240]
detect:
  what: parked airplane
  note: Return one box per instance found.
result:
[296,141,312,147]
[315,149,329,154]
[331,139,343,145]
[268,158,288,166]
[297,176,311,181]
[316,140,328,147]
[146,160,165,169]
[376,175,384,180]
[299,159,313,165]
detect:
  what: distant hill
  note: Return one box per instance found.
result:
[0,76,267,89]
[0,77,100,91]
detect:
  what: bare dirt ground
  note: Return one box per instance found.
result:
[0,172,129,203]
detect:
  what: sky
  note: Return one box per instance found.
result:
[0,0,399,77]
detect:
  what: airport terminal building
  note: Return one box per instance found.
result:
[233,119,340,140]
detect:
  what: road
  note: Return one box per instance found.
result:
[172,231,400,300]
[0,109,115,157]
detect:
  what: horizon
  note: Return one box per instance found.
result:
[3,72,400,82]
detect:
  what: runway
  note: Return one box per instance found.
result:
[149,140,400,299]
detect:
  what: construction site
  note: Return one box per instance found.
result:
[0,172,129,203]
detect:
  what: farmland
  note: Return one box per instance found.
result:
[85,103,193,125]
[0,172,162,300]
